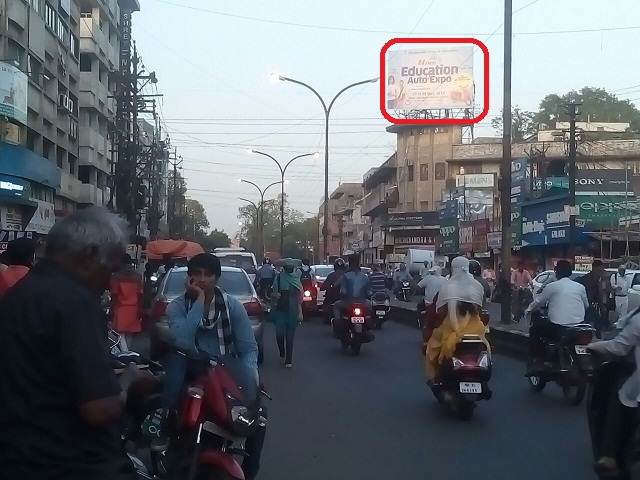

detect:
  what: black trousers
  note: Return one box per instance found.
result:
[276,329,295,364]
[242,410,267,480]
[601,383,636,459]
[529,320,566,358]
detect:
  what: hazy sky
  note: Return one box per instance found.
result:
[132,0,640,235]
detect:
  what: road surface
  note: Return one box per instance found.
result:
[257,316,595,480]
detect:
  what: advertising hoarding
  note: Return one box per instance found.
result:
[521,199,570,246]
[472,219,489,252]
[455,174,494,189]
[0,62,27,125]
[24,200,55,234]
[386,47,474,110]
[438,218,459,254]
[386,211,439,227]
[458,220,473,253]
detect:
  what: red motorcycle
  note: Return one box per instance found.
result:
[129,354,269,480]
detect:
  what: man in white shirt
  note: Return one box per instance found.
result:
[417,267,447,304]
[610,265,629,322]
[525,260,589,369]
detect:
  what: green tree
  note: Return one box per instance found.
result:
[491,107,538,141]
[200,229,231,251]
[184,199,210,238]
[534,87,640,131]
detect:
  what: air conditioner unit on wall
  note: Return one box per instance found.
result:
[58,94,72,113]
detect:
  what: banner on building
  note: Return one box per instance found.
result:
[439,199,458,220]
[456,173,494,189]
[438,218,459,254]
[459,220,473,253]
[386,47,474,110]
[472,219,489,252]
[394,229,438,246]
[534,170,636,197]
[386,211,439,227]
[24,200,55,234]
[512,207,522,248]
[0,62,27,125]
[577,196,640,229]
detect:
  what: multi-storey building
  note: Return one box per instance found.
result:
[0,0,81,241]
[77,0,139,207]
[318,182,362,260]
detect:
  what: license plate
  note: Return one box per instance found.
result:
[376,310,386,316]
[303,296,313,302]
[459,382,482,394]
[351,316,365,324]
[575,345,588,355]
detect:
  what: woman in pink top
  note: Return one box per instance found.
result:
[110,254,143,342]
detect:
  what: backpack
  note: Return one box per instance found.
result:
[299,267,312,281]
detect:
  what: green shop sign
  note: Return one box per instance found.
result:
[577,195,640,229]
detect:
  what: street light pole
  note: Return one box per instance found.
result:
[275,74,378,262]
[250,150,317,257]
[239,179,283,260]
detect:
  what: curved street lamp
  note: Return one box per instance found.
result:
[238,179,283,259]
[272,73,379,261]
[249,149,318,257]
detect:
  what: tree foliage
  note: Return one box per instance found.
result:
[184,199,210,237]
[534,87,640,131]
[199,229,231,251]
[491,106,538,141]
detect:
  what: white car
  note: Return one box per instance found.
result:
[311,264,334,307]
[529,270,587,301]
[214,248,258,283]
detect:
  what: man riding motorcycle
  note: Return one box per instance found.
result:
[321,258,346,317]
[255,257,276,299]
[298,258,315,282]
[333,254,373,340]
[469,260,491,306]
[525,260,589,374]
[161,253,264,480]
[393,263,413,298]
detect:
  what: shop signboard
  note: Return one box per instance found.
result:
[438,218,459,254]
[533,170,635,198]
[393,229,438,246]
[521,198,570,246]
[459,220,473,253]
[386,211,439,227]
[487,231,502,250]
[472,219,489,252]
[439,199,458,220]
[576,195,640,229]
[455,173,495,189]
[0,175,30,200]
[575,255,594,272]
[512,207,522,248]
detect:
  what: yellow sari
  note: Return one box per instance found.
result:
[425,311,490,381]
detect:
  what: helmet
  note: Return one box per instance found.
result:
[468,259,482,276]
[263,257,271,265]
[334,258,346,270]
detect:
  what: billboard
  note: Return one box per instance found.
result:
[386,47,473,110]
[458,220,473,253]
[24,200,55,234]
[0,62,27,125]
[438,218,459,254]
[521,199,570,247]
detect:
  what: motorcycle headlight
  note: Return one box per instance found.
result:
[384,299,390,306]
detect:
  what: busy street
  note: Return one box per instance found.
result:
[258,316,593,480]
[2,0,640,479]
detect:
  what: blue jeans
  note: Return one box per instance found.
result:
[161,351,190,409]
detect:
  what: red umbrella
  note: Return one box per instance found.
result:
[145,239,204,260]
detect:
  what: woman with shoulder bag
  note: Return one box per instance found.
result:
[271,258,303,368]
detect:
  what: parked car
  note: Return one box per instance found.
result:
[311,264,334,307]
[214,248,258,283]
[150,266,266,364]
[529,270,587,301]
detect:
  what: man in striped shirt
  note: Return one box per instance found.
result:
[369,264,387,294]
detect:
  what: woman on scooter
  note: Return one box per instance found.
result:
[425,256,490,381]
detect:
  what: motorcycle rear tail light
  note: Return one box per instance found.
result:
[353,307,362,316]
[304,290,312,297]
[181,386,204,429]
[478,352,490,369]
[576,332,593,344]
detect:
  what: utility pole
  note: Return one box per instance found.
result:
[565,102,580,261]
[168,148,183,237]
[500,0,513,325]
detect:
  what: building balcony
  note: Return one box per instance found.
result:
[78,183,109,206]
[80,129,108,157]
[58,171,82,202]
[362,185,398,217]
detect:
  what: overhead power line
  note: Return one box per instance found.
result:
[149,0,640,36]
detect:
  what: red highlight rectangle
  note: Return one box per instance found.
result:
[380,38,489,125]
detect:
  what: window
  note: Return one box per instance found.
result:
[69,117,78,139]
[435,162,446,180]
[420,201,429,210]
[56,17,68,43]
[68,155,77,175]
[70,32,79,59]
[407,165,414,181]
[80,53,92,72]
[45,3,56,31]
[419,164,429,181]
[29,0,42,14]
[7,39,25,69]
[28,55,42,84]
[78,165,91,183]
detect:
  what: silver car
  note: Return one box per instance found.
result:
[152,266,266,364]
